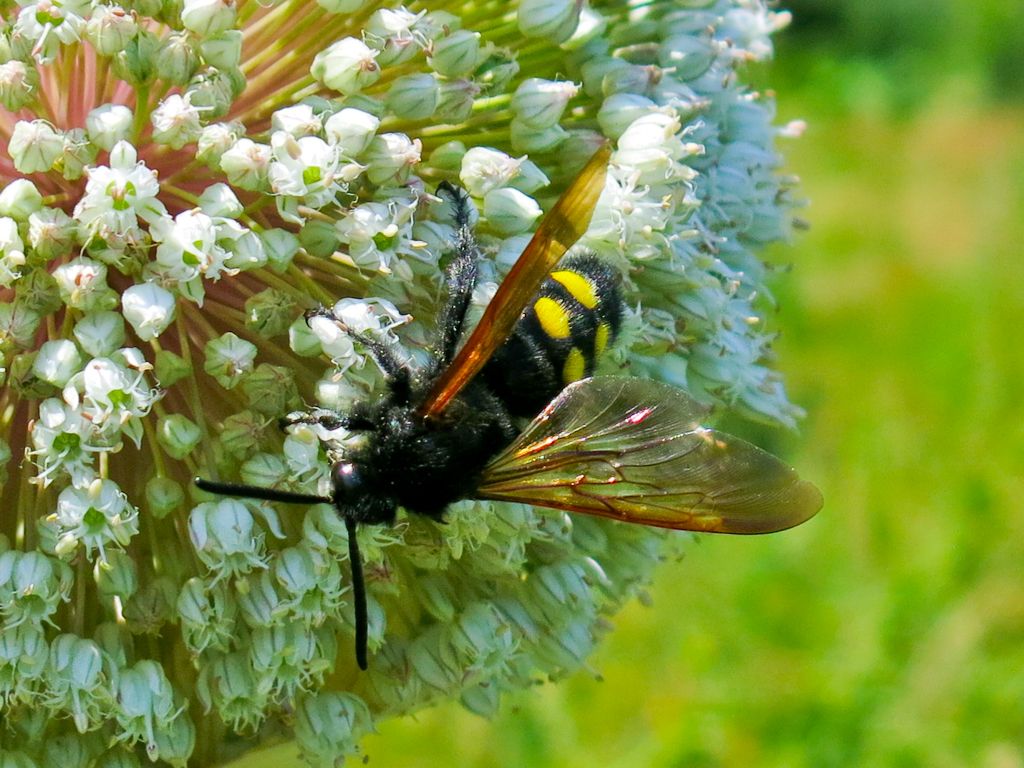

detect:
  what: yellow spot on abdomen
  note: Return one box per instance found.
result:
[594,323,610,356]
[534,297,571,339]
[551,270,598,309]
[563,347,586,383]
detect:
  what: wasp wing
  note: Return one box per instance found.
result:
[476,377,823,534]
[418,143,611,420]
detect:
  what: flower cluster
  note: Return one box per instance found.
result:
[0,0,805,764]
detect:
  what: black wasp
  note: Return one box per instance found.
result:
[196,145,822,670]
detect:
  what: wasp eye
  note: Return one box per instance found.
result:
[332,462,364,499]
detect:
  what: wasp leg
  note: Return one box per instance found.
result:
[279,408,374,432]
[435,182,480,365]
[304,306,409,384]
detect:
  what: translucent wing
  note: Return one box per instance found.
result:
[418,143,611,420]
[477,377,823,534]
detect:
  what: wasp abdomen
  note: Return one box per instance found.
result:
[484,253,623,417]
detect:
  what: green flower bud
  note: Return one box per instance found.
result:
[156,32,200,86]
[483,187,542,234]
[0,179,42,220]
[200,30,243,71]
[429,29,481,78]
[16,269,62,316]
[27,207,75,261]
[204,332,257,389]
[94,748,142,768]
[181,0,237,36]
[312,37,381,96]
[511,78,579,129]
[154,349,191,387]
[509,118,568,153]
[8,120,62,174]
[241,363,301,416]
[177,577,238,653]
[294,693,373,767]
[0,751,36,768]
[32,339,82,387]
[434,78,479,123]
[112,29,161,86]
[518,0,582,43]
[188,500,267,580]
[216,409,267,458]
[145,475,185,519]
[0,60,39,111]
[42,731,102,768]
[73,311,126,357]
[85,5,138,56]
[123,577,177,634]
[157,414,202,460]
[659,32,716,81]
[94,550,138,600]
[298,218,341,258]
[56,128,98,181]
[386,74,439,121]
[256,227,298,273]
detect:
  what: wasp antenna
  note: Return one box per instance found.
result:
[194,478,332,505]
[345,516,369,671]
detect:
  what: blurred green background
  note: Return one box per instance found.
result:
[366,2,1024,765]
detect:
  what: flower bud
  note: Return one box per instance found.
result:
[428,29,481,78]
[33,340,82,387]
[204,332,257,389]
[196,121,243,167]
[509,118,567,153]
[8,120,62,174]
[363,133,421,186]
[597,93,659,138]
[57,128,98,182]
[0,60,39,111]
[518,0,582,43]
[386,74,439,121]
[71,311,125,358]
[483,187,541,235]
[459,147,521,197]
[311,37,381,95]
[86,5,138,56]
[658,33,716,81]
[259,227,300,272]
[145,475,185,519]
[434,78,479,124]
[0,179,42,220]
[220,138,272,191]
[200,30,243,71]
[181,0,236,35]
[324,108,380,157]
[154,349,190,387]
[511,78,579,129]
[157,414,201,460]
[121,282,177,341]
[189,500,267,579]
[112,29,160,86]
[151,93,203,149]
[242,363,301,416]
[27,207,75,261]
[294,693,373,767]
[95,549,138,600]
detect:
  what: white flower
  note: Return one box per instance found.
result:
[73,141,168,246]
[86,104,134,151]
[54,479,139,562]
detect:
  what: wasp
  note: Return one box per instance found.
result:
[196,145,822,669]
